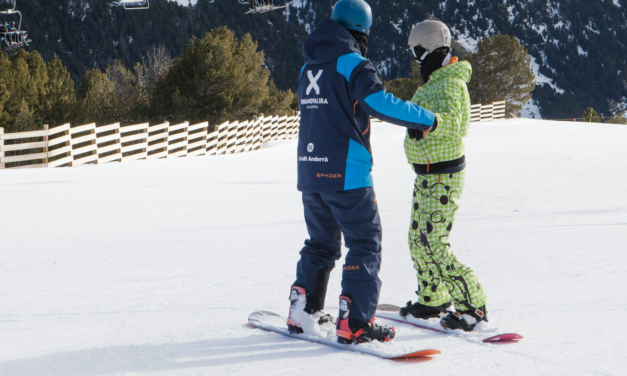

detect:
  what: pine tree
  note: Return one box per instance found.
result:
[77,68,117,125]
[465,35,535,117]
[383,59,423,102]
[150,27,293,128]
[106,61,141,124]
[77,61,142,125]
[43,55,77,127]
[0,50,48,134]
[261,79,295,117]
[0,53,12,129]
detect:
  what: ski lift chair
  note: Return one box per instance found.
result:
[113,0,150,10]
[0,0,30,52]
[243,0,286,15]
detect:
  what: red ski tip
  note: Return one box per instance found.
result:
[482,333,524,343]
[392,349,441,359]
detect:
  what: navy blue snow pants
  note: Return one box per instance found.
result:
[294,187,382,323]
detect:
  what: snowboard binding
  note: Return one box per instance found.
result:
[440,303,488,332]
[399,300,452,320]
[336,295,395,344]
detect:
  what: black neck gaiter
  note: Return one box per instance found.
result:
[348,29,369,57]
[420,50,448,83]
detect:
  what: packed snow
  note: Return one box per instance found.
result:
[1,119,626,375]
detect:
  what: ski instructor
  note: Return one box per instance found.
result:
[287,0,440,345]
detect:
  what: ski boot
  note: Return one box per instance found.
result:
[287,285,334,335]
[399,300,452,319]
[440,303,488,332]
[336,295,395,344]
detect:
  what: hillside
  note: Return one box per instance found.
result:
[1,119,626,375]
[6,0,627,118]
[13,0,308,90]
[289,0,627,119]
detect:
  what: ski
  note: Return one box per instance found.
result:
[248,310,441,360]
[376,304,523,343]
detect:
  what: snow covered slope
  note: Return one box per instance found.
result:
[1,119,626,375]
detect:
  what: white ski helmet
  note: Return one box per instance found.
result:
[408,20,451,62]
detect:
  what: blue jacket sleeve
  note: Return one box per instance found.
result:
[339,54,435,130]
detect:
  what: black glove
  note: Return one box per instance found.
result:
[408,117,438,140]
[408,128,424,140]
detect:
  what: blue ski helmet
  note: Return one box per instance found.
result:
[331,0,373,35]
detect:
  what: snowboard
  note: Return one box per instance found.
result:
[248,310,441,360]
[376,304,523,343]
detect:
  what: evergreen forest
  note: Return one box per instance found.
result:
[3,0,627,120]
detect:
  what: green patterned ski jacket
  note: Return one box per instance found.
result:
[404,61,472,166]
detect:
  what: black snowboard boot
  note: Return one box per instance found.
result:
[336,295,395,344]
[399,300,452,320]
[440,304,488,332]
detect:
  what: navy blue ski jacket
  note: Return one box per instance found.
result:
[297,19,436,193]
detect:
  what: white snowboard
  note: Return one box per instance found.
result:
[248,310,441,360]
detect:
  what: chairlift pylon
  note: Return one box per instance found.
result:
[112,0,150,10]
[0,0,31,53]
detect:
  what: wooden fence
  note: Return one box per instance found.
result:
[471,101,506,122]
[0,100,506,170]
[0,113,300,170]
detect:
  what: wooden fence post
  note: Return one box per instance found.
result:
[205,124,219,156]
[262,116,272,144]
[271,116,279,141]
[0,127,4,169]
[216,121,229,155]
[294,111,300,138]
[252,115,263,150]
[167,122,189,158]
[120,123,149,162]
[95,122,122,164]
[186,122,209,157]
[492,101,506,120]
[226,121,239,154]
[244,117,256,153]
[43,124,49,165]
[69,123,98,166]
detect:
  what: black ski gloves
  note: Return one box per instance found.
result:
[408,117,438,140]
[407,129,423,140]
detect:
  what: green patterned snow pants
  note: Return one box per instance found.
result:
[408,170,487,310]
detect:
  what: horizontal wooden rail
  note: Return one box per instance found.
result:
[0,101,502,170]
[470,101,508,122]
[0,113,300,170]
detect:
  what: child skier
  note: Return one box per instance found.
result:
[399,20,488,331]
[288,0,438,344]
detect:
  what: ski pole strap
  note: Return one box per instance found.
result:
[413,155,465,175]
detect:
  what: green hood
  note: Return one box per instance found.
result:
[429,60,472,84]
